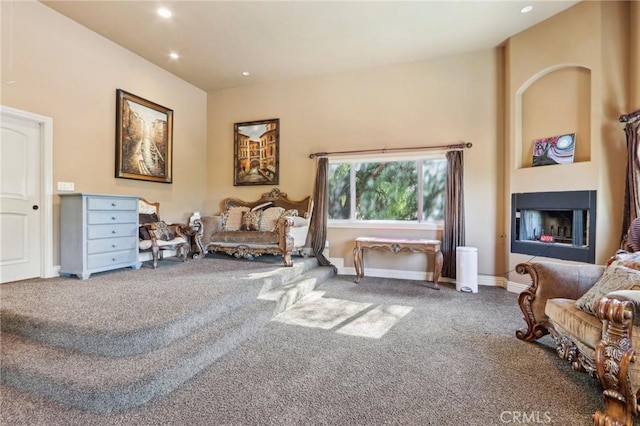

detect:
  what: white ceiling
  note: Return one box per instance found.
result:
[41,0,580,92]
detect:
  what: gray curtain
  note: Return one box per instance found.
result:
[310,157,337,273]
[442,150,465,279]
[621,114,640,244]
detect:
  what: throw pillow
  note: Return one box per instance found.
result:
[575,264,640,314]
[281,209,299,217]
[222,206,250,231]
[139,212,159,225]
[147,221,175,241]
[259,207,285,232]
[606,251,640,271]
[251,202,273,212]
[240,211,261,231]
[139,225,151,241]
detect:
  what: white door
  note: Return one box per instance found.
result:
[0,113,42,283]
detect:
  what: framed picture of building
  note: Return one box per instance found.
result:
[115,89,173,183]
[234,118,279,186]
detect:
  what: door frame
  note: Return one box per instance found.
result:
[1,105,55,279]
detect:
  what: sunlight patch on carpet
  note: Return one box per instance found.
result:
[336,305,413,339]
[273,296,413,338]
[273,297,371,329]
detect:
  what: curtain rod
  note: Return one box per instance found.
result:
[620,110,640,123]
[308,142,472,159]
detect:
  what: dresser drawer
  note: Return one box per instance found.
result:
[88,197,137,211]
[88,224,138,239]
[87,210,137,225]
[88,249,137,270]
[87,237,138,254]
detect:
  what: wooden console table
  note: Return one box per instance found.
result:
[353,237,443,290]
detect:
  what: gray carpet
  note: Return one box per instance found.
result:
[1,262,609,425]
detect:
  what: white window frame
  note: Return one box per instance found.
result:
[327,152,446,231]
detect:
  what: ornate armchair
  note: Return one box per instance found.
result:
[138,198,190,269]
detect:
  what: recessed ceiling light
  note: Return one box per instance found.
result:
[169,52,179,60]
[157,8,172,18]
[242,71,250,76]
[520,5,533,14]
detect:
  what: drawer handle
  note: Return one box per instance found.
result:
[111,203,116,207]
[112,230,117,234]
[112,216,117,220]
[112,257,117,261]
[112,244,117,248]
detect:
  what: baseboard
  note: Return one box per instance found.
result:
[328,257,508,289]
[506,281,530,294]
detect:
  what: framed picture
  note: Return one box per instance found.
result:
[234,118,279,186]
[115,89,173,183]
[532,133,576,167]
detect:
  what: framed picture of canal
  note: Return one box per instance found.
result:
[233,118,279,186]
[115,89,173,183]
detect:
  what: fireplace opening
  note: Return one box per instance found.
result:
[511,191,596,263]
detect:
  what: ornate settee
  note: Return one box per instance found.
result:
[197,188,313,267]
[516,253,640,426]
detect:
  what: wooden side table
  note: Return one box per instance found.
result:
[353,237,443,290]
[184,220,204,259]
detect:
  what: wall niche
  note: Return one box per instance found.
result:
[519,66,591,169]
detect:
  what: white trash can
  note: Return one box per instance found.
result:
[456,246,478,293]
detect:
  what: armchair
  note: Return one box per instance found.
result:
[138,198,190,269]
[516,255,640,426]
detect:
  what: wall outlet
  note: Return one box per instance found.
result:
[57,181,75,191]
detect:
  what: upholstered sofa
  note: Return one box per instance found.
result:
[516,253,640,426]
[197,188,313,267]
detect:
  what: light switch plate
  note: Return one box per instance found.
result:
[57,182,75,191]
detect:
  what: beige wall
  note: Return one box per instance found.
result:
[1,1,208,265]
[506,1,631,284]
[208,50,504,277]
[3,0,634,281]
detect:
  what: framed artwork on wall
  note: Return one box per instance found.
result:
[115,89,173,183]
[234,118,279,186]
[532,133,576,167]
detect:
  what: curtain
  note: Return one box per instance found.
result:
[442,150,465,279]
[310,157,337,273]
[621,114,640,244]
[442,150,465,278]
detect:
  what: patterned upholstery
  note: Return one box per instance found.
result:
[138,198,189,269]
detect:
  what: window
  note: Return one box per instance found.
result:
[328,156,447,223]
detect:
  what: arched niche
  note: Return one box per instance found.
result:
[515,65,591,169]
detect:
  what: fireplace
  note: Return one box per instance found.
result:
[511,190,597,263]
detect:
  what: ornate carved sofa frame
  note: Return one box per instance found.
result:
[197,189,313,267]
[516,261,640,426]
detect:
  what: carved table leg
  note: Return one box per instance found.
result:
[422,249,443,290]
[190,220,205,260]
[353,243,363,283]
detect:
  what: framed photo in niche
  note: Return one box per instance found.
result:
[115,89,173,183]
[234,118,279,186]
[532,133,576,167]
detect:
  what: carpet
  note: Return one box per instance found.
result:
[0,266,607,425]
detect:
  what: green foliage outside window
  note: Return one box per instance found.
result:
[328,158,446,222]
[422,159,446,221]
